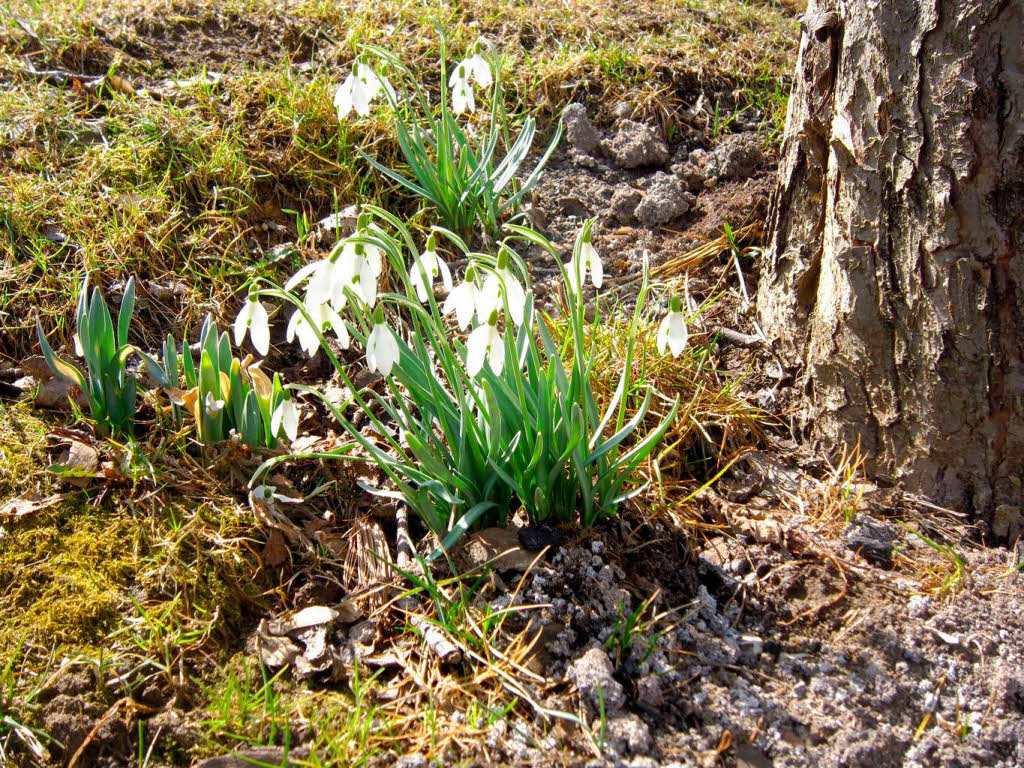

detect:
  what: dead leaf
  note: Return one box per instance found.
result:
[0,492,62,520]
[456,526,535,573]
[262,528,289,567]
[255,620,301,668]
[266,605,339,636]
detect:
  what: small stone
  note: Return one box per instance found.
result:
[907,595,932,618]
[695,134,764,180]
[568,647,625,714]
[562,103,601,154]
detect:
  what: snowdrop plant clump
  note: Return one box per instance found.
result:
[335,32,561,239]
[249,208,683,546]
[36,276,139,437]
[142,315,293,448]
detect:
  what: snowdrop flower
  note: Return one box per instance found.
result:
[334,61,394,119]
[347,249,378,308]
[450,63,476,114]
[657,296,688,357]
[286,302,350,358]
[443,264,485,331]
[286,256,344,311]
[233,293,270,356]
[366,312,399,376]
[481,250,526,326]
[458,52,493,89]
[204,391,225,417]
[466,310,504,376]
[251,485,303,504]
[271,397,300,442]
[566,231,603,293]
[409,233,453,303]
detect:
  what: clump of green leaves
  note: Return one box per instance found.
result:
[335,29,562,240]
[142,316,288,448]
[36,276,138,438]
[250,208,681,547]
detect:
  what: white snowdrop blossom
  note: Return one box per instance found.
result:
[366,320,399,376]
[251,485,303,504]
[286,302,350,358]
[657,297,688,357]
[233,294,270,356]
[443,265,485,331]
[566,236,603,293]
[409,235,453,303]
[347,250,379,307]
[271,398,300,442]
[466,312,504,376]
[481,256,526,327]
[450,64,476,114]
[334,61,394,119]
[459,52,493,88]
[204,391,225,417]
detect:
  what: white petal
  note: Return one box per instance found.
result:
[466,325,490,377]
[565,258,581,294]
[285,259,321,291]
[437,256,453,293]
[283,401,299,441]
[334,77,355,119]
[250,301,270,356]
[444,281,476,331]
[469,54,492,88]
[668,313,688,357]
[322,305,350,349]
[501,270,526,326]
[286,309,302,343]
[657,314,671,355]
[486,327,504,375]
[479,274,500,321]
[584,243,603,288]
[233,302,251,347]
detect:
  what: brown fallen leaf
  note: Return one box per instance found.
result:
[266,605,338,636]
[0,492,62,520]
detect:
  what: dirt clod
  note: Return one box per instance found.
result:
[602,120,669,169]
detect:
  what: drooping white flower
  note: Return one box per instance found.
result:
[409,235,453,303]
[566,236,603,293]
[443,265,484,331]
[271,398,300,442]
[466,314,504,376]
[233,294,271,356]
[348,252,378,307]
[334,61,394,119]
[251,485,303,504]
[461,52,493,88]
[656,297,688,357]
[204,391,225,417]
[481,259,526,327]
[450,64,476,114]
[366,321,399,376]
[286,302,350,358]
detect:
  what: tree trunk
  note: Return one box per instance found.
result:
[757,0,1023,528]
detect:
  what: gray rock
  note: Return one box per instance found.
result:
[395,755,428,768]
[603,120,669,169]
[568,647,626,713]
[610,187,641,224]
[563,103,601,153]
[633,173,691,227]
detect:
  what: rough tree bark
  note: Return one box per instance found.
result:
[757,0,1023,530]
